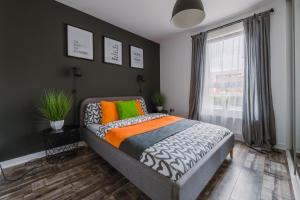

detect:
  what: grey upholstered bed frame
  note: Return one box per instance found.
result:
[80,96,234,200]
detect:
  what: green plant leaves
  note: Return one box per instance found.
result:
[151,92,165,106]
[38,90,73,121]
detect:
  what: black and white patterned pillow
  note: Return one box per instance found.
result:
[137,98,148,114]
[84,103,101,125]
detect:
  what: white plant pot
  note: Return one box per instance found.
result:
[156,106,163,112]
[50,120,64,130]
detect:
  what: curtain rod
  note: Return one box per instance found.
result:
[192,8,274,37]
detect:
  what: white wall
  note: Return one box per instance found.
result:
[160,34,192,117]
[294,0,300,151]
[160,0,292,149]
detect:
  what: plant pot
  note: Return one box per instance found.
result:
[156,106,163,112]
[50,120,64,130]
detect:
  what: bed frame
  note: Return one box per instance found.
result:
[80,96,234,200]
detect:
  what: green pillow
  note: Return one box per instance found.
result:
[116,100,139,120]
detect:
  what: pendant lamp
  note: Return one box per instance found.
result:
[171,0,205,28]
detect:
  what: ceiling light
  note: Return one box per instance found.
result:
[171,0,206,28]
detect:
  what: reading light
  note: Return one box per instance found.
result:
[136,75,145,95]
[71,67,82,125]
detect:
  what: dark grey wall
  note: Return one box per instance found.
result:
[0,0,160,161]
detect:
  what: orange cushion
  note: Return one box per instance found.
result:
[135,100,145,115]
[100,101,119,125]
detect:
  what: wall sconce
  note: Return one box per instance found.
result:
[136,75,145,95]
[72,67,82,125]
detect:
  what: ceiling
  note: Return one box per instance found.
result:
[55,0,270,43]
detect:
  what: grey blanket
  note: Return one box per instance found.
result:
[119,119,199,159]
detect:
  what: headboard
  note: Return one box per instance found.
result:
[80,96,143,127]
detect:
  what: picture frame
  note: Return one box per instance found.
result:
[104,37,123,65]
[130,46,144,69]
[67,25,94,60]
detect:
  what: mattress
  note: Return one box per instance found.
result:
[86,113,232,181]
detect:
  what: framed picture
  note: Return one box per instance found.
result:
[130,46,144,69]
[104,37,122,65]
[67,25,93,60]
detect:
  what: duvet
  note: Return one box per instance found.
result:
[89,113,231,181]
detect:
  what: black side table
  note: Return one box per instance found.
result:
[162,109,175,115]
[161,110,169,114]
[42,125,80,162]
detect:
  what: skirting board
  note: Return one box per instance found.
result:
[286,150,300,200]
[0,142,87,169]
[234,134,287,151]
[274,144,288,151]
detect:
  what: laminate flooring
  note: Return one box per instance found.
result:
[0,142,294,200]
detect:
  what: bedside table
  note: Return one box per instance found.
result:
[161,108,175,115]
[42,125,80,162]
[161,110,169,114]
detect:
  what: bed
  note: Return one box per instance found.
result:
[80,96,234,200]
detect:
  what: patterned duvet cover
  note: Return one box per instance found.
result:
[87,113,232,181]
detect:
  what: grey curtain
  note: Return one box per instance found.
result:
[242,13,276,148]
[189,32,207,120]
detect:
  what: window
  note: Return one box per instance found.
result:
[201,24,244,134]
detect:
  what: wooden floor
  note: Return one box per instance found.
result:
[0,142,294,200]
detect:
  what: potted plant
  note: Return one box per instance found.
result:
[39,90,73,130]
[151,92,165,112]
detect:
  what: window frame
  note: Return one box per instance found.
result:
[203,29,245,119]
